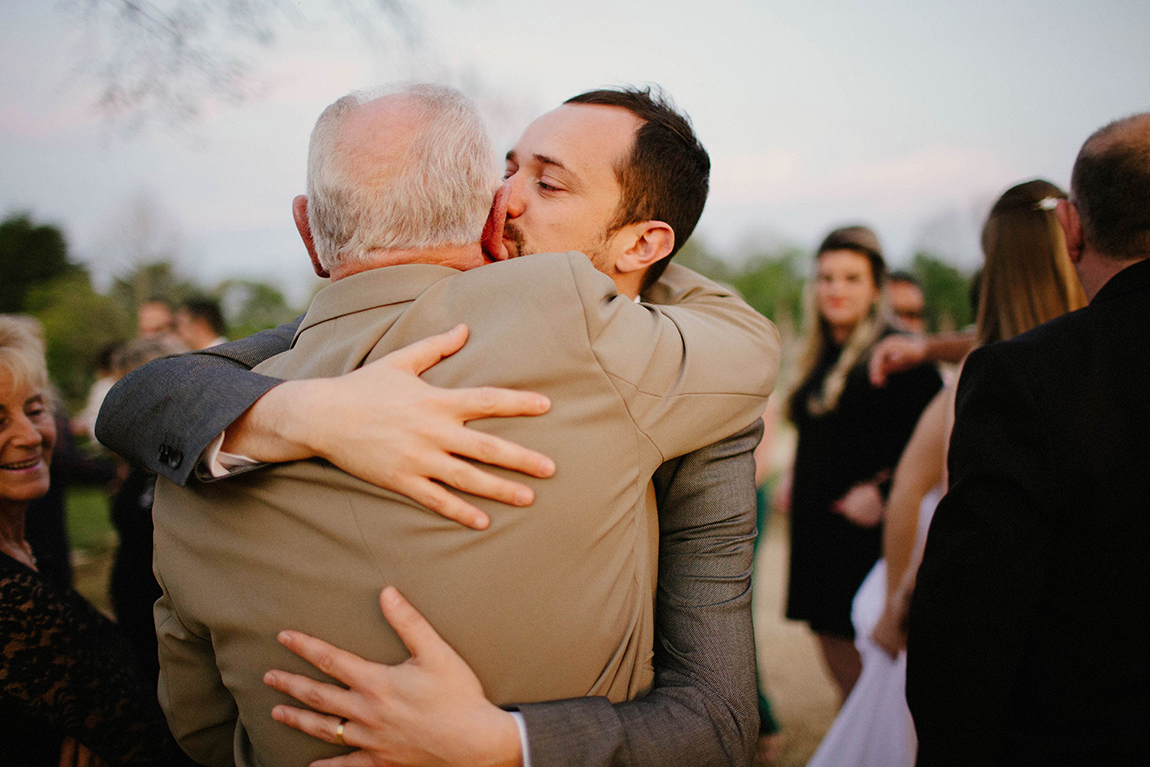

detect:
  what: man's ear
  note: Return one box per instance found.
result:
[293,195,329,278]
[614,221,675,275]
[1055,199,1085,264]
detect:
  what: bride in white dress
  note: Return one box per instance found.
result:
[806,390,948,767]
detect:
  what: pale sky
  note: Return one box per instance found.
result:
[2,0,1148,304]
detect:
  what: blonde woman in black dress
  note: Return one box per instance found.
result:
[779,227,941,699]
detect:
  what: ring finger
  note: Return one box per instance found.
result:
[272,705,357,748]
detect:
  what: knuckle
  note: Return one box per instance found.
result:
[316,651,336,673]
[476,388,499,412]
[446,464,470,488]
[473,436,498,462]
[419,489,445,512]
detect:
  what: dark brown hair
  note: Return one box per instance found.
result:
[816,224,887,287]
[1071,113,1150,260]
[565,86,710,288]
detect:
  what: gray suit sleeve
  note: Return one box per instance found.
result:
[94,317,301,486]
[518,420,762,767]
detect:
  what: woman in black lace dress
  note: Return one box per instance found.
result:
[0,317,177,766]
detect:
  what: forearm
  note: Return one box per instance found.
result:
[96,319,298,485]
[921,330,977,365]
[882,390,947,599]
[220,377,333,463]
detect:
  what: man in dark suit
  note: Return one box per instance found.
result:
[98,86,768,766]
[907,112,1150,766]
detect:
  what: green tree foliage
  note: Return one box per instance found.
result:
[911,252,973,332]
[0,213,132,406]
[218,279,298,339]
[0,215,79,312]
[112,261,200,315]
[676,237,805,326]
[674,238,734,284]
[728,247,807,330]
[3,212,302,409]
[25,273,132,406]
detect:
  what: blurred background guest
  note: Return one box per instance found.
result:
[0,315,178,766]
[107,335,188,688]
[73,343,122,442]
[887,271,927,333]
[777,225,942,700]
[174,297,228,350]
[4,317,117,594]
[135,299,174,339]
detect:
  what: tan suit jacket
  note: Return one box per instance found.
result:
[152,252,779,767]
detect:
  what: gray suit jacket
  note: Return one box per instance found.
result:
[97,260,773,766]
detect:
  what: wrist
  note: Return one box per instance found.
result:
[223,379,317,463]
[480,709,524,767]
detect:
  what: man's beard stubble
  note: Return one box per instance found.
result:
[503,220,528,258]
[503,221,612,273]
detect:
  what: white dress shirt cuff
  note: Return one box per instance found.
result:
[201,431,259,478]
[509,711,531,767]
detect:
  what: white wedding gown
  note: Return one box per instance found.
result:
[805,486,942,767]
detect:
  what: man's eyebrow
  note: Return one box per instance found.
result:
[533,153,568,172]
[505,149,571,174]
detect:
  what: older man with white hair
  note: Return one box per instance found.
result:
[149,84,777,767]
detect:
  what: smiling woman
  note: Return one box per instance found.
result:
[777,226,942,703]
[0,315,187,766]
[0,317,54,543]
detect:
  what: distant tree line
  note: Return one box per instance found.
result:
[1,212,299,410]
[2,211,974,412]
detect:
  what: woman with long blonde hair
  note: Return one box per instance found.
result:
[781,226,943,699]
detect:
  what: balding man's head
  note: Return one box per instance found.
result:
[1070,113,1150,261]
[306,85,498,274]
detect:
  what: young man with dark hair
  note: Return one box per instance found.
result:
[562,87,709,289]
[887,271,926,333]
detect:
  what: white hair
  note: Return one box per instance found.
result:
[0,315,49,394]
[307,83,498,273]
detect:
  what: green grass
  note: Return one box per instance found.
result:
[66,485,117,554]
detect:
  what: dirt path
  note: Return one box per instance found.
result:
[755,511,839,766]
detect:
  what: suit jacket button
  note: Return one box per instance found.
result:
[167,450,183,469]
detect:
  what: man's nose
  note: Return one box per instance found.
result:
[503,174,526,218]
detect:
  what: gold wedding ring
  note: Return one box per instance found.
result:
[335,718,347,746]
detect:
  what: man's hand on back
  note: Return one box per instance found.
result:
[264,587,523,767]
[223,324,555,530]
